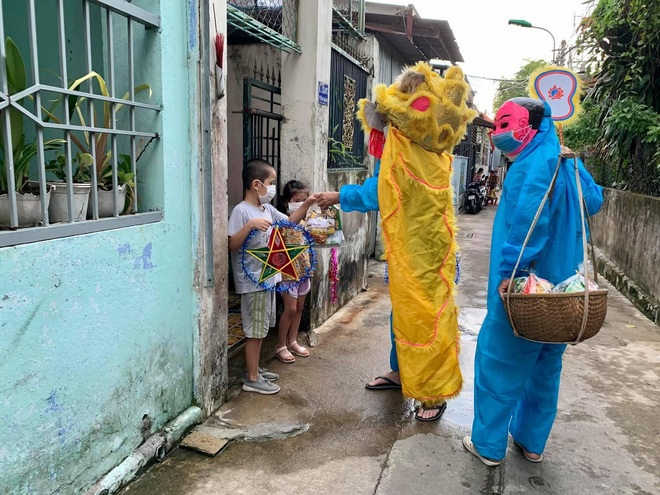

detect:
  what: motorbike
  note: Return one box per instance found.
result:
[464,181,486,214]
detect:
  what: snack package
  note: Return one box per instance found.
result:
[305,205,344,245]
[552,273,599,293]
[511,274,555,294]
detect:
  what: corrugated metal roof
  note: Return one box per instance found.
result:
[365,2,464,64]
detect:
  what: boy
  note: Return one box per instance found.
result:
[228,159,317,394]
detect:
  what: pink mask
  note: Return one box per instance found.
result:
[493,101,539,158]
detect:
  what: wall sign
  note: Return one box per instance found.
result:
[318,81,329,106]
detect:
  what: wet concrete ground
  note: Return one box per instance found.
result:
[122,207,660,495]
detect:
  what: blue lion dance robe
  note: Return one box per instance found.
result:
[471,104,603,460]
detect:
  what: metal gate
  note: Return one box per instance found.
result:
[243,77,283,191]
[328,48,368,168]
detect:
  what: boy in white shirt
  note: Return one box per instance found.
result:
[228,159,317,394]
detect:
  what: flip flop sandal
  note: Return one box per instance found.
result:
[275,345,295,363]
[365,376,402,390]
[414,402,447,422]
[288,341,309,357]
[513,440,543,463]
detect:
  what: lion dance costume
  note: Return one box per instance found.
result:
[354,63,476,406]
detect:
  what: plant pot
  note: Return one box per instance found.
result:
[87,184,127,219]
[0,188,51,228]
[48,182,92,223]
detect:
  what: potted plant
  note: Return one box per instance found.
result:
[41,71,150,218]
[45,152,93,223]
[0,37,64,228]
[90,153,136,217]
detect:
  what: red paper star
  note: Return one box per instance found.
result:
[246,227,309,283]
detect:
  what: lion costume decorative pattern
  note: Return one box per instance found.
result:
[358,63,476,405]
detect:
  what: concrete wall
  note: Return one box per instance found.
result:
[590,188,660,324]
[0,1,202,493]
[280,0,332,193]
[308,169,377,327]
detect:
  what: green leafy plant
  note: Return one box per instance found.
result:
[0,137,65,193]
[100,153,137,213]
[41,71,151,187]
[575,0,660,195]
[45,152,94,183]
[0,37,65,194]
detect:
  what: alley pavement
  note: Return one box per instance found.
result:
[122,206,660,495]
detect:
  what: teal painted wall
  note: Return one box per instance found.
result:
[0,1,200,493]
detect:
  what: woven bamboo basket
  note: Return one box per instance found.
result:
[502,154,608,344]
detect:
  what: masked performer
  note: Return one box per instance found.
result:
[463,98,603,465]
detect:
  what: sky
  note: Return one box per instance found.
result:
[373,0,594,115]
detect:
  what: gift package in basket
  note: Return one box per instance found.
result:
[502,154,608,344]
[304,205,344,246]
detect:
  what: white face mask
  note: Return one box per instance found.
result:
[288,201,304,214]
[257,182,276,204]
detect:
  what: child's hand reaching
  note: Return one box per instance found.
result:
[304,193,319,207]
[249,217,272,232]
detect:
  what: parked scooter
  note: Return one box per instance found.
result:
[464,181,485,214]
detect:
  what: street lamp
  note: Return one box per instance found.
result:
[508,19,556,63]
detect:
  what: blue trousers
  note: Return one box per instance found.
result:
[472,316,566,460]
[389,313,399,372]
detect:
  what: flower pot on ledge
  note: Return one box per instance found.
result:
[0,187,52,228]
[87,184,128,219]
[48,182,92,223]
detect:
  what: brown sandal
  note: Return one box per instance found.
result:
[275,345,295,363]
[288,341,309,357]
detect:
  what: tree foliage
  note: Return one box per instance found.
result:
[492,60,547,112]
[566,0,660,196]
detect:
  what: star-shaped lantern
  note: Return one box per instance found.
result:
[246,226,309,283]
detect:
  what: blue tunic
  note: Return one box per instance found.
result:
[472,104,603,460]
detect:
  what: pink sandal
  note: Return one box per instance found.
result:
[275,345,295,363]
[288,341,309,357]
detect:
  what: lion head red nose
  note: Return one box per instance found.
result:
[410,96,430,111]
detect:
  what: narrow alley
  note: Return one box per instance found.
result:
[121,208,660,495]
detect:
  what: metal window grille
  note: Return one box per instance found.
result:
[227,1,299,52]
[243,77,282,195]
[332,0,365,37]
[0,0,161,248]
[328,48,367,169]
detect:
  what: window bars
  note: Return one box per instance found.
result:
[227,1,300,53]
[332,0,365,38]
[0,0,161,247]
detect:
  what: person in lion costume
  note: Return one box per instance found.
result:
[317,62,476,420]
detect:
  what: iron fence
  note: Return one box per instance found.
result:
[0,0,161,247]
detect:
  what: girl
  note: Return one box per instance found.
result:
[275,180,313,363]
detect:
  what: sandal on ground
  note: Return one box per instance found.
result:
[462,436,502,467]
[288,341,309,357]
[513,439,543,463]
[414,402,447,422]
[365,376,401,390]
[275,345,295,363]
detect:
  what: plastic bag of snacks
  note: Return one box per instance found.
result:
[305,205,344,245]
[511,274,555,294]
[552,273,599,293]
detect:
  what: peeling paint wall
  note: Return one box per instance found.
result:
[0,1,199,493]
[309,170,377,327]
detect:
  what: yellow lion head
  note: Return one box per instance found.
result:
[358,63,476,154]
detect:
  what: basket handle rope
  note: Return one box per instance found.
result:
[505,152,595,344]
